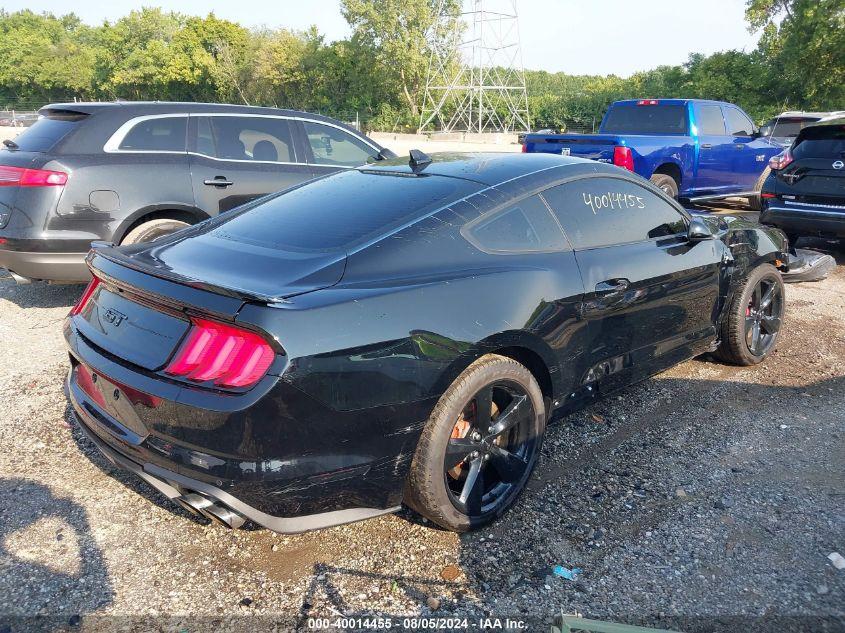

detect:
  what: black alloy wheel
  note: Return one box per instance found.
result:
[745,276,783,357]
[443,381,538,517]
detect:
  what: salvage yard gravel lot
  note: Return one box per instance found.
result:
[0,240,843,632]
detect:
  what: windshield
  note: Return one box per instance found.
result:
[602,104,688,135]
[211,169,481,253]
[6,111,88,152]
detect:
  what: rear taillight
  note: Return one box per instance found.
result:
[70,277,100,316]
[769,150,793,171]
[0,165,68,187]
[613,146,634,171]
[637,99,659,106]
[165,318,275,389]
[521,143,527,153]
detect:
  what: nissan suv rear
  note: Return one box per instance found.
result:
[0,102,393,283]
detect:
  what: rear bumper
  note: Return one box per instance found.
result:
[63,314,430,532]
[0,247,90,282]
[760,203,845,238]
[70,402,399,533]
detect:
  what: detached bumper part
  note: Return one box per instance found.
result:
[71,405,400,534]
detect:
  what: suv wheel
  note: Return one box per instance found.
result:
[404,354,545,531]
[121,218,190,245]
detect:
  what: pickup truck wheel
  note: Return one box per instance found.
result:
[121,218,190,245]
[404,354,545,532]
[714,264,784,366]
[650,173,678,199]
[748,167,771,212]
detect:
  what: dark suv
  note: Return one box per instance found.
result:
[760,118,845,245]
[0,102,394,283]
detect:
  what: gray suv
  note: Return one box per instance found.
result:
[0,102,394,283]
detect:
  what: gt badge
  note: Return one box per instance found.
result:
[103,307,127,327]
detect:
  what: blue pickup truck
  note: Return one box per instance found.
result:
[523,99,782,208]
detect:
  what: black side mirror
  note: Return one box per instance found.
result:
[688,217,715,241]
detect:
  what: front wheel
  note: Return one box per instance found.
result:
[404,354,545,531]
[714,263,785,366]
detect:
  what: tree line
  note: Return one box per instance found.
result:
[0,0,841,131]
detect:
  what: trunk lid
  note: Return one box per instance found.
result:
[778,125,845,205]
[74,279,191,371]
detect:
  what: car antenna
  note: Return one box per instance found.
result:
[408,149,432,173]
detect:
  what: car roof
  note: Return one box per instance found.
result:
[611,98,730,107]
[39,101,371,139]
[358,152,598,186]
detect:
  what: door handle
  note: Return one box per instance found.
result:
[701,143,712,149]
[204,177,234,188]
[595,279,629,295]
[734,143,745,149]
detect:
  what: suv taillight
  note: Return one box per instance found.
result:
[769,150,793,171]
[165,318,275,389]
[613,146,634,171]
[0,165,68,187]
[69,277,100,316]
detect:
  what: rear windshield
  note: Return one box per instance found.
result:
[8,110,88,152]
[211,169,481,252]
[602,104,688,135]
[767,118,819,139]
[793,125,845,159]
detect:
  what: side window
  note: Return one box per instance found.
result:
[119,116,187,151]
[462,194,568,254]
[695,105,726,136]
[540,177,687,250]
[303,121,377,167]
[725,107,754,137]
[208,116,294,162]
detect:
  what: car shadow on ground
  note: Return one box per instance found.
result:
[0,273,86,310]
[0,478,114,628]
[287,372,845,632]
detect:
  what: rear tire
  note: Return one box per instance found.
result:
[650,173,679,199]
[404,354,545,532]
[121,218,190,245]
[748,167,771,212]
[714,263,785,366]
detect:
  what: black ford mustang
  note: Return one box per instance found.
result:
[64,152,789,533]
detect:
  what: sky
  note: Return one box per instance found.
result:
[2,0,761,77]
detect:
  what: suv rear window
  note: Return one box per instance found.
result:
[792,125,845,159]
[8,110,88,152]
[602,104,687,135]
[119,116,187,151]
[211,170,481,252]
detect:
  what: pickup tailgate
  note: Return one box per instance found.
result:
[523,133,624,162]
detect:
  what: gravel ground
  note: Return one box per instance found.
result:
[0,238,843,633]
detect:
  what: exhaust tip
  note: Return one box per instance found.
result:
[176,493,245,529]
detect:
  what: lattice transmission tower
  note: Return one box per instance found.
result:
[418,0,530,134]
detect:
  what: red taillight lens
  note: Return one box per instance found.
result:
[70,277,100,316]
[521,143,527,153]
[637,99,658,106]
[613,146,634,171]
[769,150,793,171]
[0,165,68,187]
[165,318,275,389]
